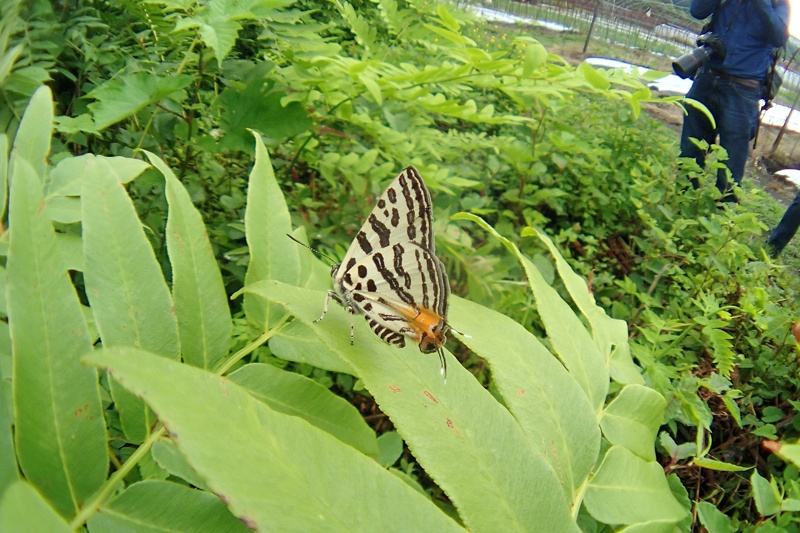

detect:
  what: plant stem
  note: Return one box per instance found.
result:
[71,316,287,529]
[70,426,166,530]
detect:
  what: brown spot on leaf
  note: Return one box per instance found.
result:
[518,389,526,396]
[424,391,438,403]
[389,385,401,393]
[240,516,258,530]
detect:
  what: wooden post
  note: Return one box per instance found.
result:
[583,0,602,54]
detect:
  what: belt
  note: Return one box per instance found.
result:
[708,69,762,90]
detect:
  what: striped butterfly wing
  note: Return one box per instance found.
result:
[345,243,450,349]
[337,166,435,273]
[331,166,450,362]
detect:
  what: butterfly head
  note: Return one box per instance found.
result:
[410,307,449,353]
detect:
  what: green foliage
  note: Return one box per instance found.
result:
[1,88,685,530]
[3,0,800,529]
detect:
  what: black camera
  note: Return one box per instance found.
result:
[672,33,727,79]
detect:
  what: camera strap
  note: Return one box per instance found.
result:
[706,0,738,37]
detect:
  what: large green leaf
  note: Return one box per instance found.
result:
[87,480,249,532]
[151,438,209,491]
[0,378,16,494]
[244,280,578,533]
[9,85,51,179]
[8,158,107,518]
[0,134,7,221]
[146,152,232,370]
[242,134,302,332]
[84,348,463,532]
[269,320,354,374]
[455,214,608,411]
[85,73,193,131]
[584,446,686,526]
[82,157,180,443]
[0,481,72,532]
[229,363,379,456]
[696,501,734,533]
[46,155,149,198]
[600,384,666,461]
[217,82,311,151]
[449,296,598,503]
[526,226,643,386]
[751,470,781,516]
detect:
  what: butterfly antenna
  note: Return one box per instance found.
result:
[286,233,338,265]
[448,324,471,339]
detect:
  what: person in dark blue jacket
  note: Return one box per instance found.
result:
[679,0,789,202]
[768,190,800,256]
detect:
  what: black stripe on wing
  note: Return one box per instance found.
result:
[365,318,406,348]
[336,166,435,273]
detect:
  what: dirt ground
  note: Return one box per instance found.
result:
[551,42,800,207]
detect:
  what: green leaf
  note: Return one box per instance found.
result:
[523,41,548,76]
[336,0,377,51]
[751,470,781,516]
[87,480,249,532]
[782,498,800,512]
[0,134,7,221]
[9,85,52,179]
[0,378,16,494]
[376,431,403,467]
[196,18,242,66]
[359,72,383,105]
[768,439,800,468]
[0,481,72,532]
[692,457,751,472]
[242,134,302,332]
[615,520,679,533]
[584,447,686,526]
[217,80,311,151]
[147,152,232,370]
[578,62,611,90]
[86,73,193,130]
[151,439,208,491]
[46,155,149,198]
[84,348,464,532]
[600,384,666,461]
[681,98,716,130]
[8,158,107,518]
[696,501,734,533]
[436,4,460,31]
[450,296,599,502]
[82,157,180,443]
[243,280,579,532]
[269,320,354,374]
[228,363,379,457]
[456,214,608,411]
[526,226,643,386]
[42,197,80,224]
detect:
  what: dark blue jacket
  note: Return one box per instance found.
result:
[690,0,790,79]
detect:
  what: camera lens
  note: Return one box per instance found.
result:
[672,46,713,79]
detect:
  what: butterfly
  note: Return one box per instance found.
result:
[316,166,452,376]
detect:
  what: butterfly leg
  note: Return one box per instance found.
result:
[348,309,355,345]
[314,290,336,323]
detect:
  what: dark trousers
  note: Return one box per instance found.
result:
[679,68,761,199]
[769,189,800,254]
